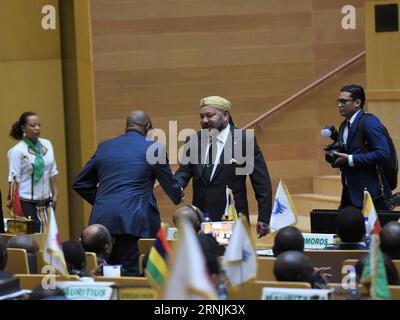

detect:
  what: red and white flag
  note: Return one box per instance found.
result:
[43,207,68,275]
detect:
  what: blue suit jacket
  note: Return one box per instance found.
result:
[73,131,181,237]
[340,109,391,207]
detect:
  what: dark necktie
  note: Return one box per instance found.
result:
[345,120,351,142]
[202,137,218,182]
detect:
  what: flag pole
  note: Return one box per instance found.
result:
[240,260,244,299]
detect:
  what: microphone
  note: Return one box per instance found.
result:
[320,125,338,141]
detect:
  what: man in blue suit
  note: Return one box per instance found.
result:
[333,85,392,210]
[73,111,182,276]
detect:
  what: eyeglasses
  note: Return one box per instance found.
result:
[337,99,354,106]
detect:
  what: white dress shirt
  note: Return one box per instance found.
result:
[343,109,361,167]
[7,138,58,200]
[204,124,231,180]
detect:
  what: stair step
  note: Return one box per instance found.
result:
[313,175,342,197]
[292,193,341,217]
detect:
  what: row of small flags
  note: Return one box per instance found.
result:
[9,176,392,299]
[148,180,392,300]
[147,214,257,299]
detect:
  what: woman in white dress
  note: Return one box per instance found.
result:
[8,112,58,233]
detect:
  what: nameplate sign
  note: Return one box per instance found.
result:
[118,287,158,300]
[261,288,332,300]
[57,281,115,300]
[302,233,335,249]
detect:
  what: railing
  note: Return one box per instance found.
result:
[242,51,366,130]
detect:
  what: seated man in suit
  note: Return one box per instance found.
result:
[332,85,392,210]
[325,206,368,250]
[80,224,113,267]
[274,251,329,289]
[380,221,400,260]
[62,241,89,278]
[272,226,304,257]
[172,205,205,234]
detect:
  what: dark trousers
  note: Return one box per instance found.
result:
[340,186,390,210]
[109,234,140,276]
[20,200,52,233]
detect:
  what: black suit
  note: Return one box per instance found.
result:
[175,126,272,223]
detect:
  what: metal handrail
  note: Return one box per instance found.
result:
[154,51,366,189]
[242,51,366,130]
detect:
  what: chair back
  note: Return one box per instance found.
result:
[256,257,276,281]
[228,280,311,300]
[4,248,30,274]
[85,252,98,274]
[14,274,80,290]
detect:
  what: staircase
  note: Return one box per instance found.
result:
[250,175,342,248]
[292,175,342,217]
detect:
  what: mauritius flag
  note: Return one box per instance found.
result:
[7,177,25,217]
[146,227,171,293]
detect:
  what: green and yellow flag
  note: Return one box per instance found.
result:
[361,234,391,300]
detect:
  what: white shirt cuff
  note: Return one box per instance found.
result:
[348,155,354,167]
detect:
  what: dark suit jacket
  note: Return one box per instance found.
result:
[175,126,272,223]
[73,131,182,238]
[339,109,391,207]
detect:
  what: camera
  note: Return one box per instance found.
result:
[389,192,400,210]
[321,125,347,167]
[324,141,348,166]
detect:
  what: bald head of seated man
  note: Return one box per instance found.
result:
[380,221,400,260]
[274,251,317,287]
[272,226,304,257]
[172,205,205,233]
[80,224,113,264]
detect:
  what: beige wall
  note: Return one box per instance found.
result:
[365,0,400,195]
[0,0,70,238]
[90,0,366,223]
[60,0,97,241]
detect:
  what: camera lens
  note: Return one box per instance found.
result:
[325,151,337,164]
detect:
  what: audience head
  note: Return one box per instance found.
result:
[62,241,87,277]
[198,234,221,287]
[80,224,112,260]
[272,226,304,257]
[355,253,400,285]
[336,206,365,243]
[7,235,39,254]
[173,205,205,233]
[274,251,316,287]
[380,221,400,260]
[7,235,40,273]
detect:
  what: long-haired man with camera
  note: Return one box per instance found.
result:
[327,84,395,210]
